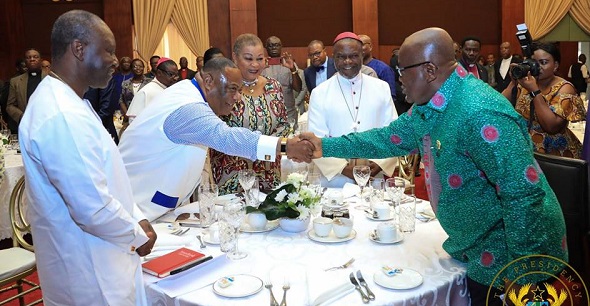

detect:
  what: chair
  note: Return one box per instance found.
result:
[397,154,419,194]
[533,153,590,280]
[0,176,42,306]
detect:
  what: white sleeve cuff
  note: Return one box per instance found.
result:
[256,135,279,162]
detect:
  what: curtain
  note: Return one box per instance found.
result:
[132,0,176,63]
[171,0,210,57]
[152,23,199,70]
[525,0,573,39]
[570,0,590,35]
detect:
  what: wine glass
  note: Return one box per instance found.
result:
[238,169,256,203]
[385,177,406,226]
[220,200,247,260]
[352,165,371,209]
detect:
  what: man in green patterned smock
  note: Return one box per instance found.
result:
[301,28,568,305]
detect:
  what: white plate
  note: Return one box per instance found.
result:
[240,219,280,233]
[212,274,263,298]
[307,229,356,243]
[365,211,394,221]
[373,268,423,290]
[215,194,239,206]
[369,231,404,244]
[202,232,220,245]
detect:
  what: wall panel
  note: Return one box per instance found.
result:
[103,0,133,59]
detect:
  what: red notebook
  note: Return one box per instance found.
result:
[142,247,210,278]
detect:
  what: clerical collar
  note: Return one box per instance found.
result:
[337,72,362,84]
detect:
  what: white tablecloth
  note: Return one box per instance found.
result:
[0,150,24,240]
[144,195,469,306]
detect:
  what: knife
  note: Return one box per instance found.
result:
[356,270,375,300]
[349,272,370,303]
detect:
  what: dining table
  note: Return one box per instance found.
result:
[143,189,469,306]
[0,149,25,240]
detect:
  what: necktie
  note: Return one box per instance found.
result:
[315,66,325,73]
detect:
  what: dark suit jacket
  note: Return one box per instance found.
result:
[459,59,488,84]
[178,68,196,80]
[7,71,47,124]
[304,57,336,92]
[494,56,522,93]
[84,78,118,144]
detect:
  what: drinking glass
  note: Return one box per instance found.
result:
[219,200,247,260]
[238,169,256,203]
[246,178,260,208]
[398,195,417,233]
[385,177,406,205]
[198,184,218,228]
[352,165,371,209]
[369,178,385,210]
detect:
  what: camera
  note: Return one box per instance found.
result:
[510,24,540,79]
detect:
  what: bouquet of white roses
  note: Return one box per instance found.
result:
[246,173,321,220]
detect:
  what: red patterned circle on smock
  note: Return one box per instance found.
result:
[448,174,463,189]
[390,134,402,145]
[480,251,495,267]
[525,165,539,184]
[481,125,499,143]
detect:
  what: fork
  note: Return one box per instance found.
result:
[196,235,206,248]
[325,258,355,271]
[264,281,279,306]
[171,228,190,236]
[279,279,290,306]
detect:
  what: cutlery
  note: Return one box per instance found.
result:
[356,270,375,300]
[279,279,290,306]
[370,230,380,241]
[364,209,378,219]
[325,258,355,271]
[171,227,190,236]
[196,235,206,248]
[264,281,279,306]
[349,272,370,303]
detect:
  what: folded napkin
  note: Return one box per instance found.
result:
[307,269,355,306]
[151,223,194,248]
[314,158,348,181]
[416,201,436,221]
[341,183,361,199]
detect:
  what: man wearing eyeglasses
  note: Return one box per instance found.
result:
[304,40,336,92]
[307,32,398,187]
[126,57,179,123]
[301,27,567,305]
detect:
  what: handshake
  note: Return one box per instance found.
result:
[284,132,322,163]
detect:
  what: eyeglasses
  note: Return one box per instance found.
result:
[308,50,325,58]
[158,68,179,78]
[395,61,431,77]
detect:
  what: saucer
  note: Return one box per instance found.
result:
[212,274,263,298]
[240,219,279,233]
[365,211,394,221]
[202,232,220,245]
[307,229,356,243]
[373,268,423,290]
[369,231,404,244]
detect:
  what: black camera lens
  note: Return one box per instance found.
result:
[510,59,540,79]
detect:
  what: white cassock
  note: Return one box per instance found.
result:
[308,72,398,187]
[19,77,150,306]
[127,78,167,123]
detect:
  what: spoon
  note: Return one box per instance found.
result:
[196,235,206,248]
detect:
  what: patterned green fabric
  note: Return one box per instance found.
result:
[323,65,568,287]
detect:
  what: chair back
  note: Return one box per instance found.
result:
[533,153,590,279]
[9,176,33,251]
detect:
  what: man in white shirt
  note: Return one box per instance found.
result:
[19,10,156,305]
[308,32,398,187]
[304,40,336,92]
[126,57,178,123]
[494,42,521,93]
[119,58,314,221]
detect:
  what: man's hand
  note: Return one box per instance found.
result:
[299,132,323,159]
[136,219,157,257]
[368,161,382,177]
[281,52,296,70]
[286,135,314,163]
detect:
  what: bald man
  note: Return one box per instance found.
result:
[301,27,567,305]
[494,42,521,93]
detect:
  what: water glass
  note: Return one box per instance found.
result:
[369,178,385,209]
[198,184,218,228]
[245,178,260,208]
[398,195,416,233]
[385,177,406,204]
[219,200,247,259]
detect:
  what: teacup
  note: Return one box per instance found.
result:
[373,203,390,219]
[313,217,333,237]
[328,191,344,206]
[332,217,353,238]
[377,222,400,242]
[208,222,220,243]
[247,212,268,230]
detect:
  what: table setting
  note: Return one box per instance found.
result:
[144,171,468,306]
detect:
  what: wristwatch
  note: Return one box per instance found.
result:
[529,89,542,99]
[280,138,288,156]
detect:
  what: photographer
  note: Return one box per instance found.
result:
[502,42,586,159]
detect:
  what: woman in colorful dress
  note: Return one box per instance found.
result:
[210,34,291,195]
[503,42,586,158]
[119,58,151,136]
